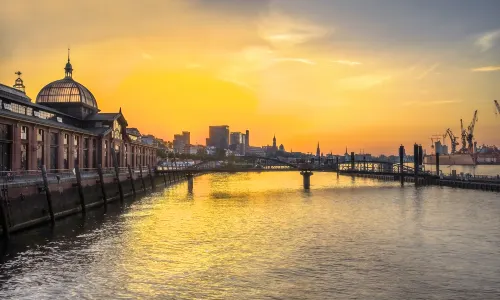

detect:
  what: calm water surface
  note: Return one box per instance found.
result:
[1,172,500,299]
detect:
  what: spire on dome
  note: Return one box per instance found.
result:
[65,48,73,78]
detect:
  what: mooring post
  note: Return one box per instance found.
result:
[336,156,339,176]
[127,165,136,197]
[300,170,313,189]
[413,143,419,184]
[74,165,86,215]
[41,165,55,225]
[350,152,355,171]
[97,164,108,210]
[186,173,194,192]
[0,194,10,240]
[436,152,440,177]
[139,166,146,192]
[163,168,167,186]
[399,145,405,186]
[148,164,156,190]
[111,148,124,203]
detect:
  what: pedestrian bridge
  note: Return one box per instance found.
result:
[155,156,429,189]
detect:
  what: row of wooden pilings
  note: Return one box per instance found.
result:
[0,149,190,241]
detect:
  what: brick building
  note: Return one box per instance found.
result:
[0,55,158,172]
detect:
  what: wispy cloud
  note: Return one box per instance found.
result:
[475,29,500,52]
[272,58,316,65]
[337,74,391,90]
[471,65,500,72]
[416,63,439,80]
[141,53,153,60]
[258,11,330,47]
[402,100,462,107]
[333,60,361,66]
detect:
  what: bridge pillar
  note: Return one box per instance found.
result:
[186,173,194,192]
[300,170,313,189]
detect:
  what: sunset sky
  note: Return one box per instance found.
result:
[1,0,500,154]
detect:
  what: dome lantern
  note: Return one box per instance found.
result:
[65,48,73,78]
[13,71,25,93]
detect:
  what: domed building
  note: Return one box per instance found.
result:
[36,57,98,119]
[0,53,158,172]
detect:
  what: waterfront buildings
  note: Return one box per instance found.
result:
[206,125,229,149]
[0,56,158,172]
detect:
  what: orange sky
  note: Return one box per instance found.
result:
[1,0,499,155]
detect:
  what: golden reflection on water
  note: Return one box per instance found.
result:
[2,172,500,299]
[115,172,399,298]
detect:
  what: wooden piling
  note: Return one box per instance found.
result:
[97,164,108,210]
[74,165,86,215]
[127,165,136,197]
[40,166,55,225]
[148,165,156,190]
[111,148,124,203]
[139,166,146,192]
[0,194,10,240]
[399,145,405,186]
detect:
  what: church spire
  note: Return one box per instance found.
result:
[65,48,73,78]
[316,142,320,157]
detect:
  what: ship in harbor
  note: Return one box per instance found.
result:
[424,108,500,165]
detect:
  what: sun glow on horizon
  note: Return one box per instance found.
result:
[1,0,499,154]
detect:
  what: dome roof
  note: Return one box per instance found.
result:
[36,77,98,110]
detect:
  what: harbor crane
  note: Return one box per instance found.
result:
[466,110,478,153]
[495,100,500,115]
[460,119,467,153]
[443,128,459,154]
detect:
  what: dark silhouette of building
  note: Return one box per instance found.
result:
[173,131,190,153]
[207,125,229,149]
[245,129,250,147]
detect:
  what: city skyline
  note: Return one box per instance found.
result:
[2,0,500,154]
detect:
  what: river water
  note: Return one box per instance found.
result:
[1,172,500,299]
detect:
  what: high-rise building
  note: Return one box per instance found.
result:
[207,125,230,149]
[173,131,190,153]
[182,131,190,145]
[245,130,250,147]
[230,132,243,146]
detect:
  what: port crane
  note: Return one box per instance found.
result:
[495,100,500,115]
[466,110,478,153]
[459,119,467,153]
[443,128,459,154]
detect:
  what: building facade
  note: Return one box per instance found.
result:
[0,57,158,172]
[173,131,190,153]
[206,125,229,149]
